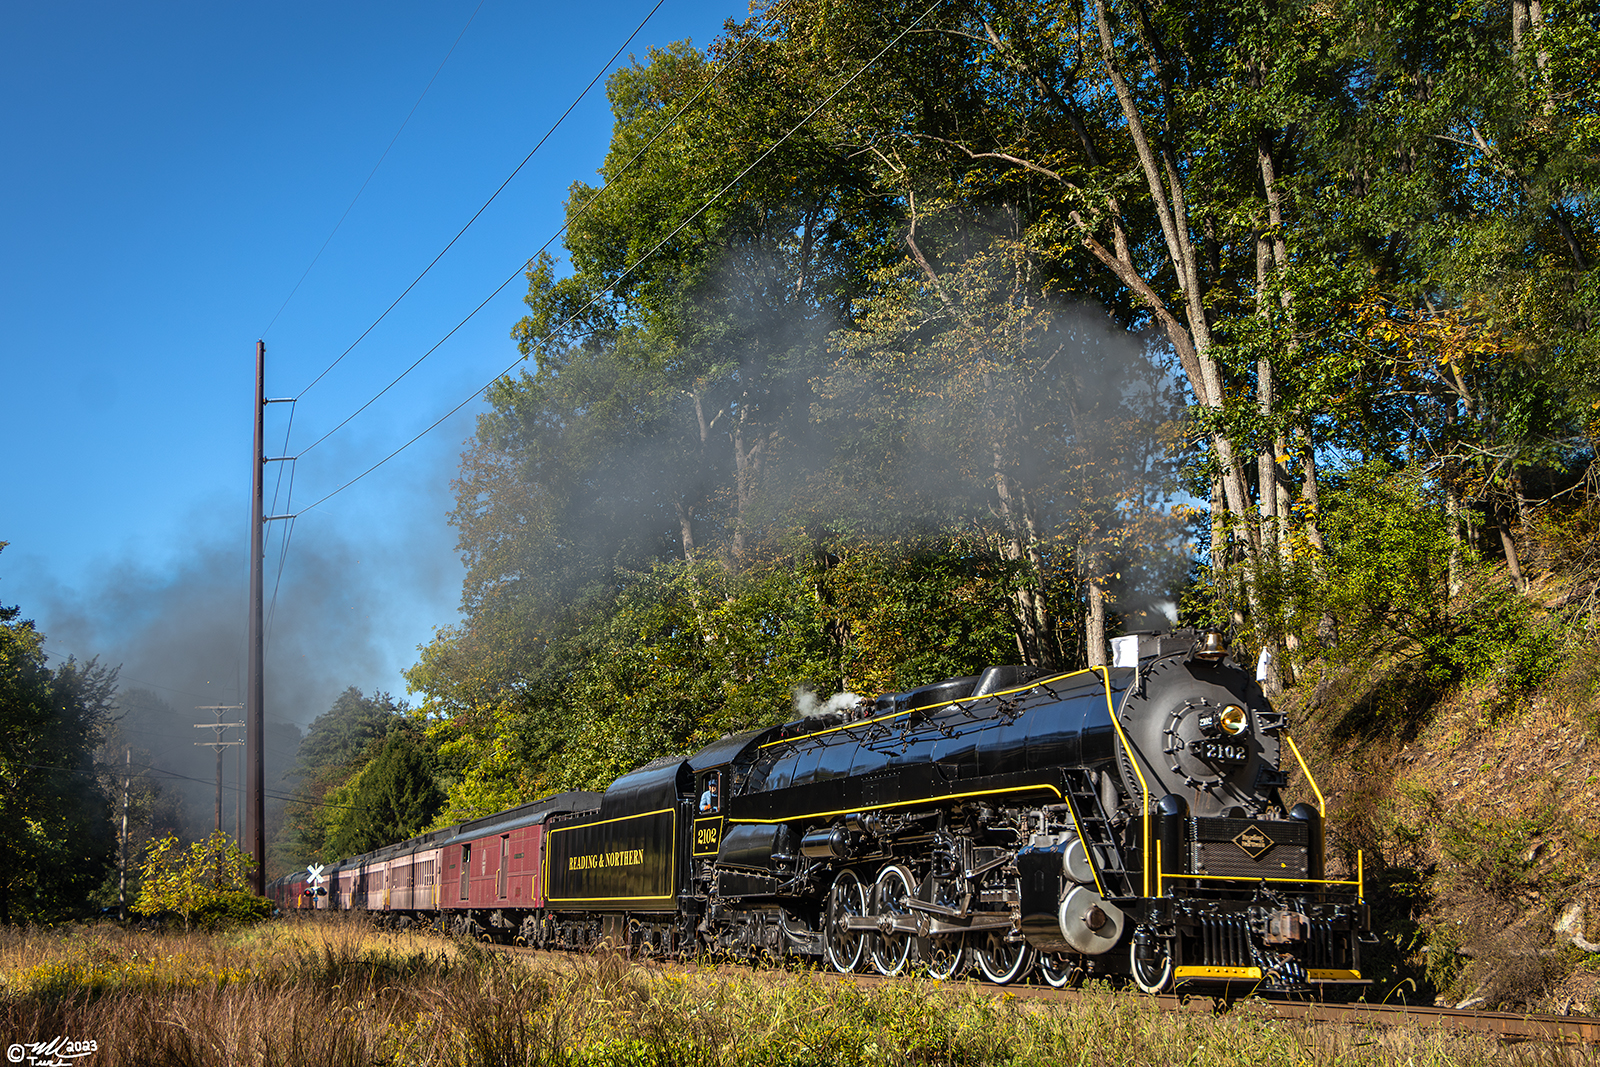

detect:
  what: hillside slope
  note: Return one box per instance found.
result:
[1287,595,1600,1012]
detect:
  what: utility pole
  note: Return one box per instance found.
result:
[195,706,244,834]
[120,747,129,921]
[248,339,266,893]
[250,340,295,895]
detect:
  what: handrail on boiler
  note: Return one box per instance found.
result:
[1097,666,1152,897]
[1283,735,1326,817]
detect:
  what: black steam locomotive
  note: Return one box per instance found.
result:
[277,629,1368,993]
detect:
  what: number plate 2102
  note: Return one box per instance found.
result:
[1197,741,1249,764]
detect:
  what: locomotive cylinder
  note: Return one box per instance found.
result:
[799,826,850,860]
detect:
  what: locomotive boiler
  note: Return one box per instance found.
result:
[272,628,1368,993]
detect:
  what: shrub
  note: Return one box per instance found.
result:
[1300,463,1569,731]
[131,831,262,929]
[192,891,272,929]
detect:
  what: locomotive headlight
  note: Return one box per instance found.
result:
[1197,704,1250,737]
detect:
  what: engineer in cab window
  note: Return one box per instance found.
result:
[699,775,720,813]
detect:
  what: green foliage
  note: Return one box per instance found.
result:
[1438,808,1546,903]
[1294,464,1570,734]
[414,537,1053,814]
[194,891,273,927]
[1420,922,1470,1003]
[0,547,119,925]
[816,540,1028,696]
[132,831,261,929]
[276,688,415,865]
[323,727,443,857]
[404,0,1600,818]
[293,687,409,780]
[1449,594,1565,718]
[1313,465,1464,687]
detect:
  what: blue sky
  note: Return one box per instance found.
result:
[2,0,741,734]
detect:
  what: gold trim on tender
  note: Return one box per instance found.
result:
[543,807,678,905]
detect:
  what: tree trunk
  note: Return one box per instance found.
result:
[676,390,713,562]
[730,389,764,568]
[1257,361,1280,560]
[674,501,697,561]
[1211,477,1227,573]
[1496,507,1527,592]
[988,372,1057,668]
[1445,474,1464,600]
[1298,424,1326,555]
[1089,0,1261,580]
[1086,578,1107,667]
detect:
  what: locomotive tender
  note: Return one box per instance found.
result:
[270,629,1369,992]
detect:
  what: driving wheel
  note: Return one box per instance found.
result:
[823,869,867,974]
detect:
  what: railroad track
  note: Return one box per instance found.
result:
[494,943,1599,1045]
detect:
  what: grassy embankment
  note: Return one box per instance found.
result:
[1284,543,1600,1012]
[0,916,1565,1066]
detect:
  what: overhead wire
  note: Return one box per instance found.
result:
[260,0,490,340]
[292,0,943,519]
[289,0,799,462]
[8,759,337,809]
[258,0,492,643]
[291,0,669,408]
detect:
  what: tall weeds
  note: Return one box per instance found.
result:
[0,919,1561,1065]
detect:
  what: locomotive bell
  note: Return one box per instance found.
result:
[1192,629,1228,664]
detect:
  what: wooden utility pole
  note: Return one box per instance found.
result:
[120,747,129,921]
[195,706,243,834]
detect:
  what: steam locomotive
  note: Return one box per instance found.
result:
[269,629,1369,992]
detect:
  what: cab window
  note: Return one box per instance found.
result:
[698,772,721,813]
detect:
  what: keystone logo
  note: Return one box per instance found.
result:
[1232,827,1273,859]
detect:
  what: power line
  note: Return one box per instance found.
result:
[291,0,669,409]
[260,0,490,339]
[9,759,344,809]
[292,0,946,519]
[35,644,215,704]
[286,0,798,464]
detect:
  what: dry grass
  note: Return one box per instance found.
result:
[0,917,1568,1066]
